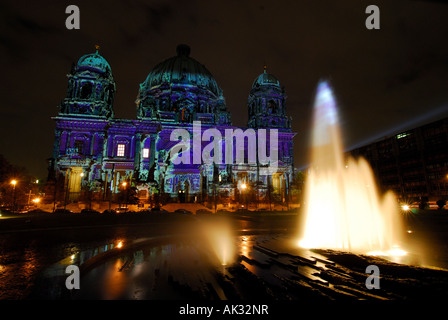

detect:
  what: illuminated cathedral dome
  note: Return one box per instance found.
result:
[247,67,290,130]
[252,67,281,88]
[137,44,231,125]
[140,44,221,96]
[58,48,115,118]
[76,50,112,74]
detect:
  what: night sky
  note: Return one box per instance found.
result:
[1,0,448,180]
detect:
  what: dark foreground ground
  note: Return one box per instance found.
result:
[1,210,448,307]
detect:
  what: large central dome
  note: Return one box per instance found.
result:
[141,44,221,97]
[136,44,231,125]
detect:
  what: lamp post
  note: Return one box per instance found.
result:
[241,182,247,210]
[11,180,17,213]
[122,181,128,211]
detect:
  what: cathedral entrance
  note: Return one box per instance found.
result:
[178,189,185,203]
[68,167,83,201]
[177,180,190,203]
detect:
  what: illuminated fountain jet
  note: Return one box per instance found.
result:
[299,81,405,255]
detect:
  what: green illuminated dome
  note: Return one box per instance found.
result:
[59,48,115,118]
[252,68,280,88]
[141,44,222,97]
[136,44,231,125]
[76,51,112,74]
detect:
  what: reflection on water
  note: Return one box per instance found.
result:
[0,243,48,299]
[36,237,228,300]
[79,242,224,299]
[29,229,448,301]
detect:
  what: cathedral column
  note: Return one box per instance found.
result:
[52,130,62,159]
[133,133,142,172]
[149,133,157,168]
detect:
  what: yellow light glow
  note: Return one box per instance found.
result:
[388,246,407,257]
[366,250,385,256]
[298,239,313,249]
[11,180,17,186]
[241,183,247,190]
[367,246,407,257]
[32,198,40,204]
[116,241,123,248]
[206,220,235,267]
[401,204,410,211]
[122,182,127,187]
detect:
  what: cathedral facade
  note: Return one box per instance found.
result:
[48,44,295,207]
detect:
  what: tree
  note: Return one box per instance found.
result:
[0,154,37,209]
[117,181,139,208]
[437,199,446,210]
[419,196,429,210]
[291,170,306,204]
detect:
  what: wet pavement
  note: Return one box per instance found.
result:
[0,212,201,299]
[1,211,448,301]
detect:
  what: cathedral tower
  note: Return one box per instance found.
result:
[247,66,291,130]
[59,48,115,119]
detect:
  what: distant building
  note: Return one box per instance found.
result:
[348,117,448,203]
[46,44,296,206]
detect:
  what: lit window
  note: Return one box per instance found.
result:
[117,144,125,157]
[142,148,149,158]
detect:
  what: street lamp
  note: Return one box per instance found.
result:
[11,180,17,213]
[241,183,248,210]
[122,181,128,211]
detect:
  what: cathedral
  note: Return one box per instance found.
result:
[47,44,295,207]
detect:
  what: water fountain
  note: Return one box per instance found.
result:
[204,217,235,266]
[299,81,405,255]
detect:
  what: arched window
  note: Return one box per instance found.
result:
[106,83,115,105]
[268,100,277,114]
[80,82,93,100]
[74,140,84,155]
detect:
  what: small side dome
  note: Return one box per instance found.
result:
[252,66,280,88]
[76,49,112,74]
[59,47,115,119]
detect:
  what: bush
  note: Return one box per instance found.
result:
[419,197,429,210]
[437,199,446,210]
